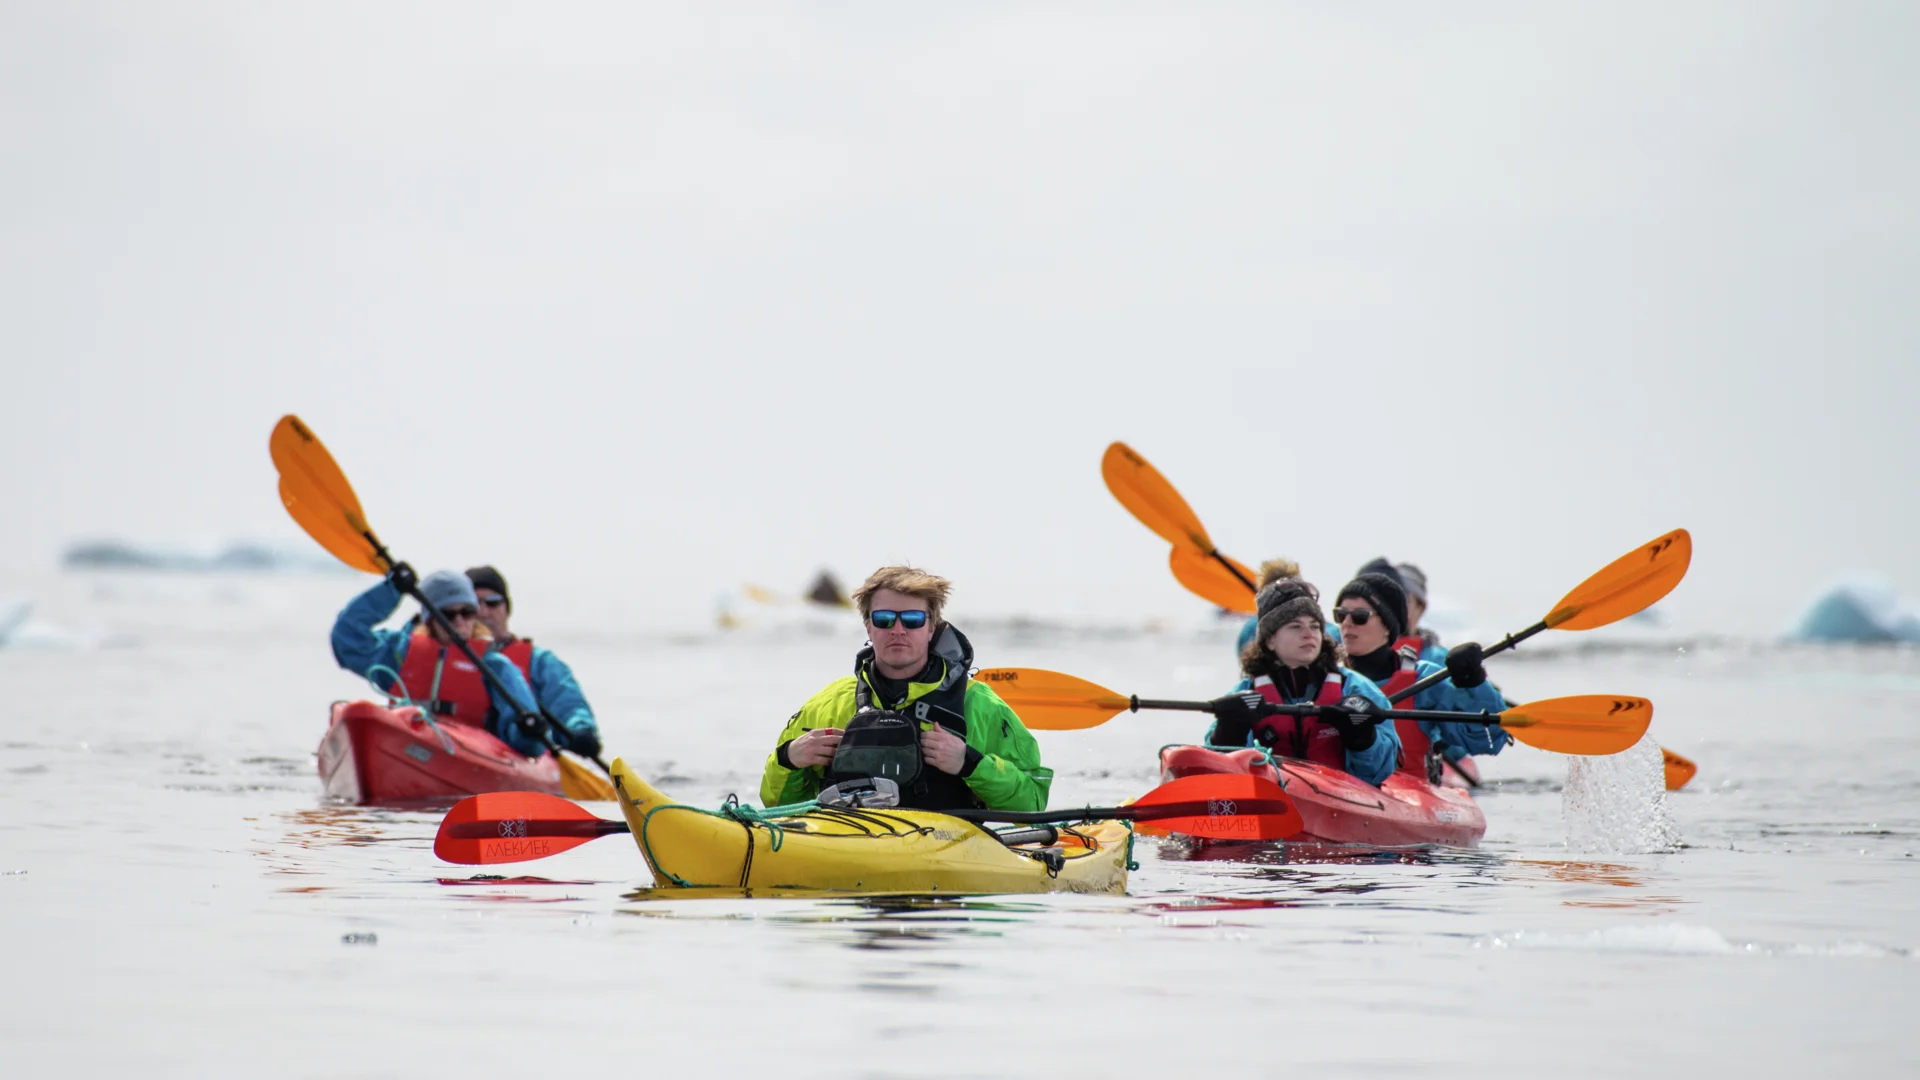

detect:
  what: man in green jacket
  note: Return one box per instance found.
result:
[760,565,1052,812]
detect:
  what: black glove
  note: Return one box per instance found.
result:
[562,725,602,760]
[386,561,418,595]
[1324,695,1380,752]
[513,711,553,747]
[1207,691,1269,745]
[1445,642,1488,689]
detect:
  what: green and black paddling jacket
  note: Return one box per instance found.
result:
[760,625,1053,812]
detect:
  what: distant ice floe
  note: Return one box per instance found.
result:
[1475,925,1914,960]
[61,539,348,575]
[0,596,137,651]
[1790,579,1920,644]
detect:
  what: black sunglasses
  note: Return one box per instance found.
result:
[1331,607,1372,626]
[479,595,508,609]
[869,609,929,630]
[443,606,479,619]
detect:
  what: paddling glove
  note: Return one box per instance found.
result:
[1445,643,1488,689]
[386,561,419,596]
[1208,691,1268,745]
[513,711,553,747]
[563,725,602,760]
[1327,696,1380,752]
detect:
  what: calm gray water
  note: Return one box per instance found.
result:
[4,575,1917,1077]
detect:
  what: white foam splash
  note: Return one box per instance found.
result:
[1563,734,1681,854]
[1478,925,1739,955]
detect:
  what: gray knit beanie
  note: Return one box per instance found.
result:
[1254,576,1324,643]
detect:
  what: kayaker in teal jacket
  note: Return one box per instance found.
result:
[762,565,1052,812]
[465,565,602,761]
[1333,570,1510,774]
[330,567,550,757]
[1208,573,1402,786]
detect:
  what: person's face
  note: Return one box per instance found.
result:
[1332,596,1389,656]
[476,590,510,640]
[432,603,480,643]
[1265,615,1324,669]
[1407,596,1427,629]
[866,586,934,677]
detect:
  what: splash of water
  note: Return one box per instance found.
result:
[1563,734,1681,854]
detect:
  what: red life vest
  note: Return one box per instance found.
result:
[490,638,535,683]
[393,631,492,726]
[1378,644,1432,775]
[1249,671,1348,769]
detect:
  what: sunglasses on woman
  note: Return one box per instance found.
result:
[1331,607,1373,626]
[443,606,479,620]
[868,609,929,630]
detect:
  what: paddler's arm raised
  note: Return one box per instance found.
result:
[952,682,1053,812]
[1408,652,1512,760]
[329,577,411,687]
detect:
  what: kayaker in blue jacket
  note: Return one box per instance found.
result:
[1332,569,1510,781]
[1208,573,1402,786]
[465,565,603,761]
[330,566,550,758]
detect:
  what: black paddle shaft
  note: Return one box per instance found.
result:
[1387,619,1550,703]
[366,534,612,775]
[1128,696,1508,727]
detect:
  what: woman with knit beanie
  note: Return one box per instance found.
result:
[1206,571,1402,786]
[1331,570,1510,784]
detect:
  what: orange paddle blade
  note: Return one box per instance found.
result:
[1102,442,1215,552]
[558,753,618,801]
[1500,695,1653,756]
[1662,747,1698,791]
[270,415,391,574]
[1169,546,1257,614]
[277,477,384,574]
[1545,529,1691,631]
[1129,773,1303,841]
[434,791,628,865]
[975,668,1134,730]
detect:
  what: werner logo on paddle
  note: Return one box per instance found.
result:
[498,818,527,838]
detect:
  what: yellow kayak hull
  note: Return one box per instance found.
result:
[609,758,1130,896]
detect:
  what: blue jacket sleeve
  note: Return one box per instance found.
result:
[330,581,412,691]
[1408,660,1511,760]
[529,646,598,741]
[1339,670,1402,786]
[1205,676,1257,746]
[483,654,549,757]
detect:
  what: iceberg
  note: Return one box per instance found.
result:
[1790,580,1920,644]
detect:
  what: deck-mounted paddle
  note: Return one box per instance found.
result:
[269,415,616,800]
[975,667,1653,757]
[432,773,1307,866]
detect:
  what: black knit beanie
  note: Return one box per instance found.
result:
[1254,577,1324,643]
[465,565,511,613]
[1336,572,1407,644]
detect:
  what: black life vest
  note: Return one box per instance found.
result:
[828,625,981,812]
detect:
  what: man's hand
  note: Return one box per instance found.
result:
[786,728,844,769]
[920,725,969,775]
[1445,642,1488,689]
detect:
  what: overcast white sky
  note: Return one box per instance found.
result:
[2,3,1915,630]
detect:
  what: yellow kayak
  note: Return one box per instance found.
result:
[609,758,1131,896]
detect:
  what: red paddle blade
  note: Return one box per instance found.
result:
[1126,773,1303,841]
[433,791,627,865]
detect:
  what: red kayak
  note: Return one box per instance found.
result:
[1157,745,1486,847]
[317,700,562,805]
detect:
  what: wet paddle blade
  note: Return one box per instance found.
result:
[434,791,628,865]
[974,667,1134,730]
[1125,773,1303,840]
[1169,546,1257,614]
[278,476,384,574]
[1500,695,1653,756]
[1544,529,1692,631]
[1662,747,1698,791]
[558,753,618,801]
[1102,442,1215,552]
